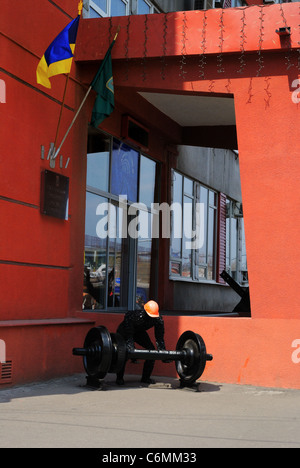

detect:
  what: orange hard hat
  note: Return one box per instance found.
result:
[144,300,159,318]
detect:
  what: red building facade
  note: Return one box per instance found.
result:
[1,0,300,388]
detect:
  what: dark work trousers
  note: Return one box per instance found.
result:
[116,325,156,382]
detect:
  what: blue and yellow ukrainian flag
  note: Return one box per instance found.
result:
[36,15,80,89]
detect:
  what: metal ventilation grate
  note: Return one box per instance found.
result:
[0,361,13,384]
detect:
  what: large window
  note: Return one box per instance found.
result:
[83,128,158,311]
[137,0,153,14]
[170,170,248,286]
[86,0,159,18]
[88,0,129,17]
[170,171,218,282]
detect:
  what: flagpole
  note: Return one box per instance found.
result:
[52,25,120,160]
[54,73,70,149]
[52,85,93,160]
[52,1,83,153]
[78,0,83,16]
[114,25,121,41]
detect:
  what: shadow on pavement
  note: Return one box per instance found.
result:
[0,373,221,402]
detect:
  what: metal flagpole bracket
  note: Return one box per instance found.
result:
[41,143,70,170]
[47,143,55,161]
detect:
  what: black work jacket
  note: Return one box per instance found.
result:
[118,309,166,351]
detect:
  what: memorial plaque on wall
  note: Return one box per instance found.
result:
[41,170,69,220]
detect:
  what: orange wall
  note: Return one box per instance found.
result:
[0,0,89,384]
[76,5,300,61]
[0,0,88,322]
[235,73,300,320]
[0,319,94,384]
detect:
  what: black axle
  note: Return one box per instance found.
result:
[72,326,213,387]
[73,345,213,363]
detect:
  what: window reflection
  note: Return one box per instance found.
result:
[89,0,108,16]
[84,192,108,309]
[198,186,208,275]
[207,207,216,280]
[83,194,130,309]
[184,177,193,196]
[87,132,110,192]
[170,170,218,282]
[87,0,159,19]
[136,211,153,308]
[138,0,151,14]
[108,204,129,308]
[170,172,182,259]
[111,0,127,16]
[183,197,192,278]
[93,0,107,12]
[90,8,100,17]
[84,129,159,310]
[226,199,248,284]
[111,140,139,202]
[139,156,156,208]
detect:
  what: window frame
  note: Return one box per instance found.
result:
[84,127,159,311]
[137,0,155,14]
[89,0,130,18]
[169,170,218,284]
[87,0,160,18]
[226,198,249,286]
[89,0,109,17]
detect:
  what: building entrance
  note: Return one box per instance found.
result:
[83,128,158,311]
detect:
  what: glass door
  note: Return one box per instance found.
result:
[107,201,129,308]
[136,211,153,308]
[135,155,158,308]
[83,130,159,311]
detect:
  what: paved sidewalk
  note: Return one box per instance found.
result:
[0,374,299,448]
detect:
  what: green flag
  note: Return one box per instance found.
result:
[90,40,116,128]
